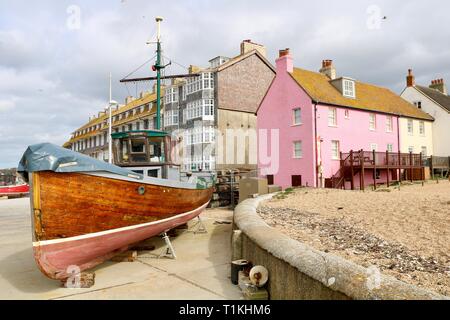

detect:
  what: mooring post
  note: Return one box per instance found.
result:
[386,150,390,188]
[361,150,365,191]
[409,152,413,183]
[373,150,377,190]
[350,150,354,190]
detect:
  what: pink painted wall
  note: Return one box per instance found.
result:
[316,105,399,179]
[257,52,401,189]
[257,55,316,189]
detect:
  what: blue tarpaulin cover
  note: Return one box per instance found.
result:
[17,143,143,182]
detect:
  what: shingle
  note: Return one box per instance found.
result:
[290,68,434,121]
[416,85,450,112]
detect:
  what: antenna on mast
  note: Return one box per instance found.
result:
[154,16,163,130]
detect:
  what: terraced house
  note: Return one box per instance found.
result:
[257,49,433,189]
[401,70,450,157]
[64,89,162,161]
[162,40,275,173]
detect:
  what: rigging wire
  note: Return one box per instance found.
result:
[162,54,189,71]
[121,54,157,80]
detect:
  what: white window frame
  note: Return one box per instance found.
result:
[293,141,302,159]
[343,79,355,98]
[293,108,302,125]
[421,146,427,157]
[369,113,376,131]
[328,107,337,127]
[344,109,350,119]
[386,116,393,133]
[419,121,425,136]
[387,144,393,153]
[370,143,378,152]
[407,119,414,135]
[408,146,414,153]
[331,140,340,160]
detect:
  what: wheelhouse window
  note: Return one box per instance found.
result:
[293,108,302,125]
[328,107,337,127]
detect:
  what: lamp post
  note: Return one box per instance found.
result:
[108,99,118,164]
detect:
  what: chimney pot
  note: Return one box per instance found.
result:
[279,48,290,58]
[276,48,293,73]
[406,69,415,87]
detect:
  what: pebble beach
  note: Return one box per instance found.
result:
[259,181,450,296]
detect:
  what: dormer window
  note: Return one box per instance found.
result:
[343,79,355,98]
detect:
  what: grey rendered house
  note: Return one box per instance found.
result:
[162,40,275,174]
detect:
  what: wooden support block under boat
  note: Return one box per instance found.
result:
[61,272,96,289]
[109,250,138,262]
[30,171,213,280]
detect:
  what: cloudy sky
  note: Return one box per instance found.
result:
[1,0,449,168]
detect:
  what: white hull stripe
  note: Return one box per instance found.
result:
[33,202,209,247]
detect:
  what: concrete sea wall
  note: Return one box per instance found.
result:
[232,194,448,300]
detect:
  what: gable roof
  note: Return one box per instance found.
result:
[290,68,434,121]
[415,85,450,113]
[214,49,276,73]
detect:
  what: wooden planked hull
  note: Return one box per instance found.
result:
[31,171,212,279]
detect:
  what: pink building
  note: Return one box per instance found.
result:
[257,49,429,189]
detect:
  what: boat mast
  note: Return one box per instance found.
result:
[155,16,163,130]
[108,72,113,164]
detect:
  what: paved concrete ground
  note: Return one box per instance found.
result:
[0,198,242,300]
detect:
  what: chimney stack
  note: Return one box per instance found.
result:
[240,39,267,57]
[275,48,293,74]
[406,69,415,87]
[429,78,447,95]
[319,60,336,80]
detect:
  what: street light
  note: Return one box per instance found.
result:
[108,100,118,164]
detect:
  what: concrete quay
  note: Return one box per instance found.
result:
[0,198,241,300]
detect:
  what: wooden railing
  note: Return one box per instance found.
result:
[429,156,450,169]
[341,150,423,168]
[330,153,352,189]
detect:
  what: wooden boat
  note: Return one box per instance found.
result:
[0,183,29,198]
[19,143,213,280]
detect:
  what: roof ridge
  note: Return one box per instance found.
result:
[293,67,393,91]
[291,67,433,121]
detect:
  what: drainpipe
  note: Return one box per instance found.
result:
[397,116,400,152]
[313,101,319,188]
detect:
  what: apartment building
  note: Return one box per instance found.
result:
[162,40,275,173]
[64,90,162,161]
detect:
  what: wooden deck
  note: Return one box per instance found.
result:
[329,150,426,190]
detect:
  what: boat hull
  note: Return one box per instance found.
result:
[0,184,29,198]
[33,203,208,280]
[30,171,212,279]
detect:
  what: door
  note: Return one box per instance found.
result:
[267,175,274,185]
[292,175,302,187]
